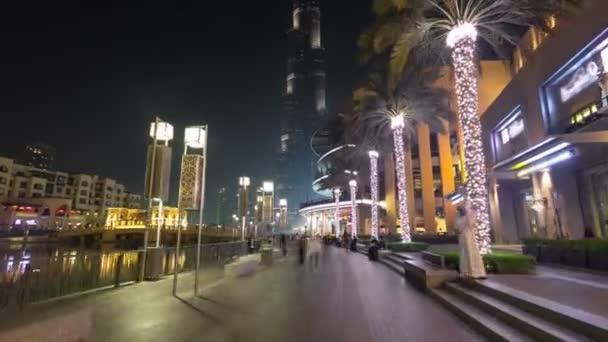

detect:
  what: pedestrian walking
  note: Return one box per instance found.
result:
[280,233,287,256]
[298,235,306,265]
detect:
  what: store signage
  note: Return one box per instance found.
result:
[560,61,599,102]
[559,45,608,103]
[499,117,525,145]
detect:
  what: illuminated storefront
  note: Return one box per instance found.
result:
[482,4,608,242]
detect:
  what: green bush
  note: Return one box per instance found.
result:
[485,252,535,274]
[435,251,535,274]
[387,241,429,253]
[586,239,608,251]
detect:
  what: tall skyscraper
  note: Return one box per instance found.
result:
[277,0,326,217]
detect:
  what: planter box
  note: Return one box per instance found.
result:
[522,244,539,258]
[539,245,563,264]
[562,249,587,268]
[588,249,608,271]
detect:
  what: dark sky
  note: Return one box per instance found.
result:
[0,1,371,215]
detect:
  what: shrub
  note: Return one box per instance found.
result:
[387,241,429,253]
[485,252,535,274]
[586,239,608,251]
[435,251,535,274]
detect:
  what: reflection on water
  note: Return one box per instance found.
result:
[0,243,197,307]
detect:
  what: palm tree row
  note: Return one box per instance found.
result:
[355,0,583,253]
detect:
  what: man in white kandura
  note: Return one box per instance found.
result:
[456,203,487,280]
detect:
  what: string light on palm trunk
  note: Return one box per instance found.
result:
[391,114,412,243]
[349,180,358,239]
[368,151,379,239]
[448,24,491,255]
[334,188,341,237]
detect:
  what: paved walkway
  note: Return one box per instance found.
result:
[0,246,482,342]
[487,265,608,318]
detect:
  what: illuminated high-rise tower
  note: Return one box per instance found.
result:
[277,0,326,219]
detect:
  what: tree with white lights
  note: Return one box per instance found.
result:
[353,68,452,242]
[360,0,583,254]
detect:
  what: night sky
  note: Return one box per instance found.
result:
[0,1,371,217]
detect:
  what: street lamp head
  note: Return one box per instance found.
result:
[390,114,405,129]
[152,198,162,203]
[184,126,206,149]
[150,122,174,142]
[239,176,251,187]
[349,180,357,188]
[368,150,379,158]
[333,188,341,195]
[263,181,274,193]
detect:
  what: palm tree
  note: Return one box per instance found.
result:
[360,0,584,254]
[353,65,452,242]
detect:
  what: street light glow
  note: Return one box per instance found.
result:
[263,181,274,192]
[149,122,174,141]
[184,126,206,149]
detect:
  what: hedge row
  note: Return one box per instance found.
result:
[522,238,608,271]
[387,242,429,253]
[436,251,535,274]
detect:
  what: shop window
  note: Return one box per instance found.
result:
[493,107,527,161]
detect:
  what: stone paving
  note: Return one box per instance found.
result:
[487,265,608,318]
[0,246,482,342]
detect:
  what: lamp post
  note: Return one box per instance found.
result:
[174,125,208,296]
[141,117,173,282]
[349,179,358,239]
[369,150,380,239]
[153,198,163,248]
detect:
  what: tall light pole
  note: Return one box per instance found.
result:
[175,125,208,296]
[333,188,341,237]
[369,150,380,239]
[349,179,358,239]
[391,113,412,243]
[141,117,173,282]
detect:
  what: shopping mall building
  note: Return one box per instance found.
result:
[483,1,608,242]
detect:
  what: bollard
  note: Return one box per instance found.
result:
[114,254,124,288]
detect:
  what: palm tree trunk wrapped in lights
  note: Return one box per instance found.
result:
[391,114,412,243]
[368,151,380,239]
[447,24,491,255]
[334,188,341,237]
[349,180,358,239]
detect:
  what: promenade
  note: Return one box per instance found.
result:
[0,246,481,342]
